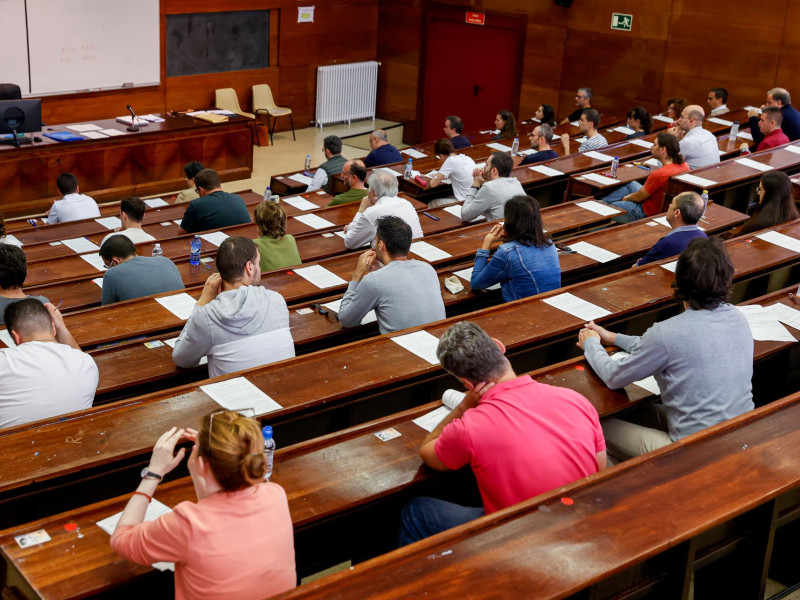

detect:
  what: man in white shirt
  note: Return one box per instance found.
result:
[560,109,608,155]
[427,138,476,203]
[707,88,729,116]
[342,170,423,250]
[46,173,100,224]
[100,197,157,246]
[0,298,98,429]
[305,135,347,194]
[461,152,524,222]
[671,105,720,170]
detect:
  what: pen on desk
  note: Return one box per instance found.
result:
[201,261,211,270]
[422,212,440,221]
[636,164,650,171]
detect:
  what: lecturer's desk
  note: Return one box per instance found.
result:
[0,114,253,219]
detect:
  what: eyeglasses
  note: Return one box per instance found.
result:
[102,258,113,269]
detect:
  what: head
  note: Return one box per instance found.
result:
[0,244,27,291]
[758,106,783,136]
[99,235,137,268]
[484,151,513,181]
[119,197,146,227]
[194,169,222,196]
[535,104,556,126]
[503,195,551,248]
[369,129,389,149]
[216,236,261,286]
[626,106,652,133]
[436,321,511,387]
[528,124,553,150]
[749,171,800,230]
[374,215,412,262]
[323,135,343,158]
[443,115,464,138]
[254,201,287,239]
[677,105,705,132]
[575,87,593,108]
[4,298,55,345]
[758,170,793,206]
[673,237,733,311]
[652,132,685,165]
[666,97,688,119]
[183,161,204,189]
[707,87,728,109]
[579,108,600,133]
[342,159,367,190]
[434,138,456,157]
[56,173,79,195]
[666,191,704,228]
[766,88,791,107]
[495,110,516,137]
[190,410,268,492]
[366,169,399,203]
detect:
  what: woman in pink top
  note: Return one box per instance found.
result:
[110,411,296,600]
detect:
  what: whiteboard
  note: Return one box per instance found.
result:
[0,0,30,93]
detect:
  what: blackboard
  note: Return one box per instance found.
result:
[166,11,270,77]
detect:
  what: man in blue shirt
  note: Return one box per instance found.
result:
[636,191,706,266]
[363,129,403,168]
[748,87,800,144]
[520,124,559,166]
[444,115,471,149]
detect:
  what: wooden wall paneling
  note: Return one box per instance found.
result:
[774,0,800,89]
[519,23,567,118]
[164,68,281,113]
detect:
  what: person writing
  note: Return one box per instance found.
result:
[253,201,302,272]
[110,410,296,600]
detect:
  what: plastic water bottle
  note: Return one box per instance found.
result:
[701,189,709,217]
[730,120,740,140]
[189,235,201,266]
[263,186,273,202]
[511,136,519,156]
[151,243,163,258]
[304,154,311,174]
[404,158,413,180]
[262,425,275,481]
[610,156,619,177]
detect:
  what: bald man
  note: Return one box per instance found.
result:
[363,129,403,168]
[672,105,719,169]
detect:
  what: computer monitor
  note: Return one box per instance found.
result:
[0,99,42,147]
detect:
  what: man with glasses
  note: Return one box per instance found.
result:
[328,160,368,207]
[671,105,719,169]
[305,135,348,194]
[559,87,593,126]
[748,87,800,143]
[706,87,729,116]
[519,124,558,166]
[179,169,251,234]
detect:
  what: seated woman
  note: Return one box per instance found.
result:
[253,201,302,272]
[625,106,652,139]
[492,109,517,140]
[110,411,296,600]
[727,171,799,237]
[470,194,560,301]
[664,96,688,127]
[534,103,557,127]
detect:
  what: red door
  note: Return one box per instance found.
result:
[421,11,525,142]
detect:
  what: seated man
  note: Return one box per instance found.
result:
[0,245,48,325]
[443,115,471,149]
[175,161,204,204]
[672,105,719,169]
[635,192,707,266]
[172,236,294,377]
[398,321,605,545]
[99,236,184,305]
[100,197,156,246]
[428,138,476,203]
[46,172,100,224]
[559,86,593,126]
[363,129,403,168]
[749,87,800,144]
[461,151,524,222]
[328,160,368,207]
[577,237,753,462]
[306,135,347,194]
[560,109,607,155]
[179,169,251,234]
[342,170,423,250]
[707,87,729,116]
[520,124,559,165]
[741,106,789,153]
[338,216,445,333]
[0,299,98,429]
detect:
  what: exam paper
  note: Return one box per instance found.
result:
[581,172,620,186]
[412,406,452,432]
[583,151,615,162]
[569,241,621,263]
[542,292,611,321]
[321,298,377,325]
[293,265,347,288]
[0,329,15,347]
[765,302,800,332]
[1,234,22,247]
[652,114,673,123]
[293,213,336,230]
[61,237,100,254]
[155,293,197,320]
[200,377,283,415]
[82,131,108,139]
[92,277,103,288]
[79,253,107,271]
[528,165,565,177]
[96,500,175,572]
[144,198,169,208]
[401,148,427,159]
[628,138,654,149]
[95,216,122,230]
[738,131,754,141]
[576,200,620,216]
[375,167,402,177]
[782,145,800,155]
[99,128,125,137]
[390,330,440,364]
[409,241,452,262]
[452,267,501,291]
[644,157,662,167]
[199,231,229,247]
[674,173,717,187]
[613,126,636,135]
[66,123,102,132]
[755,230,800,254]
[661,260,678,272]
[442,204,484,222]
[486,142,512,152]
[651,216,671,228]
[707,117,733,126]
[609,352,662,395]
[734,157,773,172]
[281,196,318,211]
[570,121,580,127]
[288,173,314,186]
[736,305,796,342]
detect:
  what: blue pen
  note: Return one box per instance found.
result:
[201,260,211,270]
[56,300,63,310]
[636,164,650,171]
[422,212,440,221]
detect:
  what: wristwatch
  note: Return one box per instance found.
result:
[140,467,163,481]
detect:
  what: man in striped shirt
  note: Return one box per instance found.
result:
[560,109,608,155]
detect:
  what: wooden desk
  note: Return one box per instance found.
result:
[0,114,253,219]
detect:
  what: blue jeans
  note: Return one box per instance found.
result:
[397,497,485,546]
[600,182,647,223]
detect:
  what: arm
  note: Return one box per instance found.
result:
[461,186,494,222]
[45,302,79,349]
[748,113,764,147]
[172,310,211,368]
[623,185,650,204]
[46,202,60,225]
[100,273,114,305]
[338,270,379,329]
[179,204,197,234]
[428,172,445,189]
[305,169,327,193]
[343,201,374,249]
[470,231,510,291]
[579,323,667,389]
[560,133,572,156]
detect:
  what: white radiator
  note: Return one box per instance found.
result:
[315,61,379,127]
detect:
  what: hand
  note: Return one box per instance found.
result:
[460,381,495,412]
[481,223,505,250]
[576,328,601,350]
[147,427,190,477]
[44,302,67,333]
[471,167,485,187]
[584,320,617,345]
[352,250,377,281]
[748,108,760,118]
[739,142,749,153]
[560,133,570,145]
[197,273,222,306]
[667,125,680,136]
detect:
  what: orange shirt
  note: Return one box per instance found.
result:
[642,162,691,216]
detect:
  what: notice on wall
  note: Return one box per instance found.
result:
[298,6,314,23]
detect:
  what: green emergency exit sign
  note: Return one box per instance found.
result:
[611,13,632,31]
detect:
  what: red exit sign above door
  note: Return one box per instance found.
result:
[465,12,485,25]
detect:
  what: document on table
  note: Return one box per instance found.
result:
[674,173,717,187]
[82,131,108,139]
[155,293,197,320]
[409,241,452,262]
[162,337,207,365]
[452,267,500,291]
[651,216,671,228]
[401,148,427,159]
[0,329,15,347]
[734,157,773,172]
[782,145,800,155]
[144,198,169,208]
[661,260,678,272]
[542,292,611,321]
[570,121,580,127]
[96,499,175,572]
[79,253,107,271]
[95,216,122,230]
[321,298,377,325]
[199,231,229,247]
[486,142,512,152]
[375,167,402,177]
[583,151,615,162]
[173,220,183,227]
[412,406,452,432]
[287,173,314,186]
[581,172,620,186]
[518,149,534,156]
[200,377,283,415]
[99,128,125,137]
[755,230,800,253]
[569,241,621,263]
[707,117,734,126]
[92,277,104,288]
[644,157,662,167]
[293,265,347,288]
[736,305,796,342]
[738,131,754,141]
[652,114,673,123]
[442,204,484,222]
[628,138,654,149]
[765,302,800,332]
[528,165,565,177]
[294,213,336,230]
[609,352,662,395]
[282,196,319,211]
[0,234,22,246]
[611,126,635,135]
[576,200,620,216]
[390,330,440,365]
[61,237,100,254]
[66,123,102,132]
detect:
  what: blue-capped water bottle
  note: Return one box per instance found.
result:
[189,235,201,266]
[262,425,275,481]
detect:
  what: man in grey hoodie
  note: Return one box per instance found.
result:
[172,236,295,377]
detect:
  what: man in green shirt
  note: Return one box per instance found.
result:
[328,160,368,207]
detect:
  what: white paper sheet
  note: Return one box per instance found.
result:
[738,131,754,141]
[155,293,197,320]
[583,151,615,162]
[61,237,100,254]
[569,241,621,263]
[79,253,107,271]
[390,330,440,364]
[644,157,662,167]
[609,351,662,395]
[375,167,402,177]
[628,138,654,149]
[281,196,319,211]
[199,231,229,247]
[574,137,588,144]
[144,198,169,208]
[288,173,314,186]
[576,200,621,216]
[486,143,512,152]
[765,302,800,332]
[322,298,377,325]
[96,500,175,572]
[674,173,717,187]
[1,234,22,247]
[755,230,800,254]
[0,329,15,347]
[99,128,126,137]
[92,277,103,288]
[782,145,800,155]
[542,292,611,321]
[401,148,427,159]
[82,131,108,139]
[200,377,283,415]
[66,123,102,132]
[661,260,678,272]
[412,406,452,432]
[293,213,336,230]
[580,172,620,186]
[734,157,773,172]
[652,114,673,123]
[452,267,500,291]
[736,305,796,341]
[94,216,122,230]
[570,121,580,127]
[651,216,671,228]
[528,165,564,177]
[293,265,347,288]
[707,117,733,126]
[518,149,535,156]
[613,126,636,135]
[442,204,484,222]
[409,241,452,262]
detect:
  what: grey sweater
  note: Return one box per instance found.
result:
[461,176,525,222]
[101,256,184,305]
[338,260,446,334]
[583,303,754,441]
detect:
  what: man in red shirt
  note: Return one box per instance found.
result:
[398,321,606,546]
[741,106,790,153]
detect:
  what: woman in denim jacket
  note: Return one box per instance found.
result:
[470,195,561,301]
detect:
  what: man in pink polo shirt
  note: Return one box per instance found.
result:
[398,321,606,545]
[741,106,790,153]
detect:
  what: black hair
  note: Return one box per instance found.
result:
[503,195,551,248]
[673,237,733,310]
[376,215,412,256]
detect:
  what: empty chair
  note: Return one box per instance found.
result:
[214,88,254,118]
[0,84,22,100]
[253,83,295,144]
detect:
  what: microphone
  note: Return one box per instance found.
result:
[126,104,140,132]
